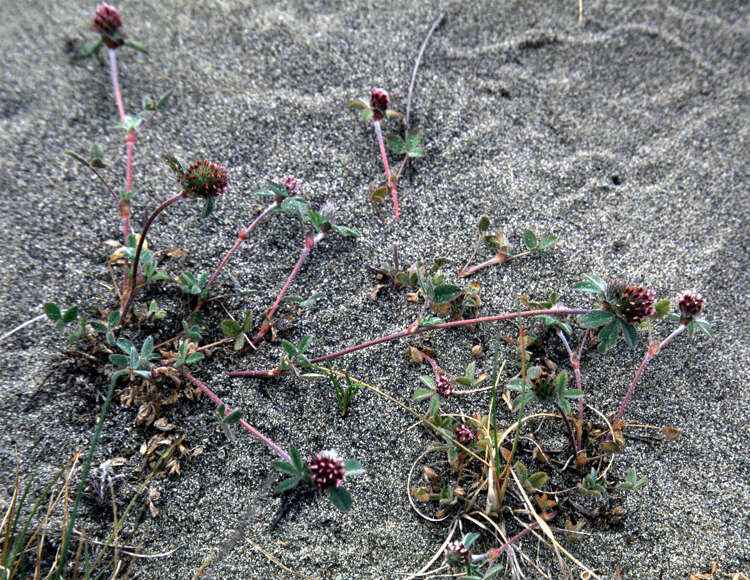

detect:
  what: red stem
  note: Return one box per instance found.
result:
[180,370,291,463]
[251,232,324,345]
[373,120,399,219]
[229,308,591,377]
[557,329,584,449]
[109,48,126,125]
[109,48,135,291]
[459,253,505,277]
[120,192,185,318]
[206,199,281,289]
[608,324,687,434]
[477,517,546,563]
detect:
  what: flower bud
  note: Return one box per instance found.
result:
[370,88,390,121]
[93,3,126,49]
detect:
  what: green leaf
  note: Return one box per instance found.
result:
[597,320,620,352]
[78,38,103,59]
[387,135,406,154]
[116,338,135,354]
[462,532,480,549]
[527,471,548,489]
[580,310,615,328]
[108,354,129,367]
[290,448,304,474]
[405,132,424,157]
[620,320,637,348]
[539,235,556,250]
[276,476,302,493]
[140,336,154,360]
[563,389,584,399]
[90,321,107,333]
[272,460,299,477]
[695,320,712,337]
[523,229,538,249]
[573,281,602,293]
[413,388,434,400]
[123,38,148,54]
[431,284,462,304]
[347,99,369,110]
[298,336,312,353]
[343,460,364,476]
[428,394,440,417]
[221,319,242,337]
[556,372,568,391]
[61,306,78,324]
[419,376,435,390]
[224,408,242,425]
[477,215,490,233]
[90,143,104,161]
[583,274,606,292]
[185,352,204,364]
[108,310,121,328]
[653,299,671,318]
[65,150,91,168]
[328,486,352,511]
[162,153,185,176]
[361,108,374,122]
[202,197,216,218]
[43,302,61,321]
[156,89,173,109]
[281,340,297,357]
[332,224,360,238]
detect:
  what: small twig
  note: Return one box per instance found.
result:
[405,13,444,129]
[0,313,46,344]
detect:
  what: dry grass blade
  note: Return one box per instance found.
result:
[508,466,599,579]
[403,518,457,580]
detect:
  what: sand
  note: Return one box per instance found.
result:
[0,1,748,578]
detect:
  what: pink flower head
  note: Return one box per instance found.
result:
[369,88,390,121]
[308,451,346,491]
[281,175,301,196]
[445,541,470,567]
[93,3,126,49]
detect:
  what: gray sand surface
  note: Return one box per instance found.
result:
[1,1,748,578]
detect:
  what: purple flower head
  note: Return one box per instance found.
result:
[308,450,346,491]
[678,291,704,324]
[454,424,474,446]
[434,371,454,397]
[369,88,390,121]
[93,3,126,49]
[606,280,656,324]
